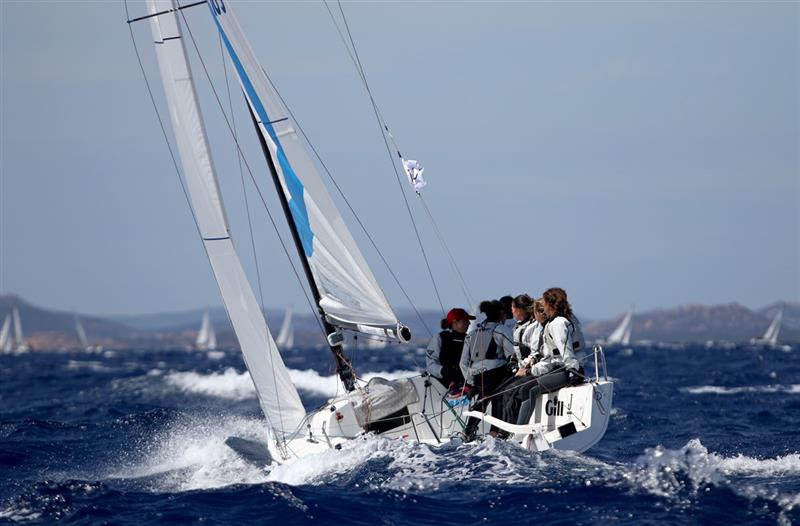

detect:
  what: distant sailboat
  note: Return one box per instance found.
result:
[754,304,783,346]
[75,314,90,352]
[275,308,294,349]
[11,307,30,352]
[195,310,217,351]
[0,314,12,353]
[606,311,633,346]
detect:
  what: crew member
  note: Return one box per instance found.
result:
[460,300,515,439]
[426,308,474,387]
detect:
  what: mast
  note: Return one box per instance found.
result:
[247,108,356,391]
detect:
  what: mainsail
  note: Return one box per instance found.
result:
[607,311,632,346]
[0,314,11,353]
[75,315,90,351]
[12,307,29,352]
[207,3,408,342]
[195,310,217,350]
[275,308,294,349]
[761,305,783,345]
[146,0,305,437]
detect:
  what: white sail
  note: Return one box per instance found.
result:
[762,305,783,345]
[195,310,210,348]
[0,314,11,353]
[12,307,29,352]
[147,0,305,437]
[75,315,90,351]
[207,319,217,350]
[275,308,294,349]
[208,4,407,342]
[607,311,632,345]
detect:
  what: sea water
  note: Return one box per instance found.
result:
[0,342,798,525]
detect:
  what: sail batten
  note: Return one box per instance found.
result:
[208,4,406,341]
[147,0,305,437]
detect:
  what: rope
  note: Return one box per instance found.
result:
[324,0,476,312]
[328,0,445,315]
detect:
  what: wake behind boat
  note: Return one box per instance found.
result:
[131,0,613,466]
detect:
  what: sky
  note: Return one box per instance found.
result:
[1,1,798,320]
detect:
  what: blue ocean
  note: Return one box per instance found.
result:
[1,342,798,525]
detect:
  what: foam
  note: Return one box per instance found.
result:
[0,504,42,522]
[163,367,420,400]
[682,384,800,395]
[66,360,114,373]
[113,415,273,491]
[164,368,256,401]
[627,439,800,521]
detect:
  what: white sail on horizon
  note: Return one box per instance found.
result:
[195,310,217,350]
[12,307,29,352]
[606,311,633,346]
[147,0,305,438]
[761,305,783,345]
[275,308,294,349]
[0,314,11,353]
[75,314,90,351]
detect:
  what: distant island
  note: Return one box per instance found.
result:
[0,293,796,351]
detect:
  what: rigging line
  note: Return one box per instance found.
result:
[325,1,474,314]
[218,31,266,320]
[124,0,288,433]
[333,0,445,315]
[419,197,475,307]
[258,67,433,339]
[175,6,328,343]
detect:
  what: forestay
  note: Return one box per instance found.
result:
[207,2,406,341]
[146,0,305,437]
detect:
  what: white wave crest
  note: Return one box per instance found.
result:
[628,439,800,522]
[113,415,273,491]
[682,384,800,395]
[164,367,419,400]
[164,368,256,401]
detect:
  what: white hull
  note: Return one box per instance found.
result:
[257,373,613,465]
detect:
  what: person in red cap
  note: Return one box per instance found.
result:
[425,308,475,387]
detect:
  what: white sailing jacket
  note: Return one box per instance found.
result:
[459,321,515,385]
[530,316,579,377]
[519,320,543,369]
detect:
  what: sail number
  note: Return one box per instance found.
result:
[210,0,226,15]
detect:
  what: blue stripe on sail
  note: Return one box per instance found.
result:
[208,7,314,257]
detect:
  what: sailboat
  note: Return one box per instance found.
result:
[606,310,633,346]
[11,307,30,353]
[275,308,294,350]
[74,314,102,353]
[75,314,90,352]
[195,310,218,351]
[137,0,612,464]
[0,314,12,353]
[752,304,783,346]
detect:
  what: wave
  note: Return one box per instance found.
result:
[682,384,800,395]
[627,439,799,523]
[164,368,257,401]
[163,368,419,400]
